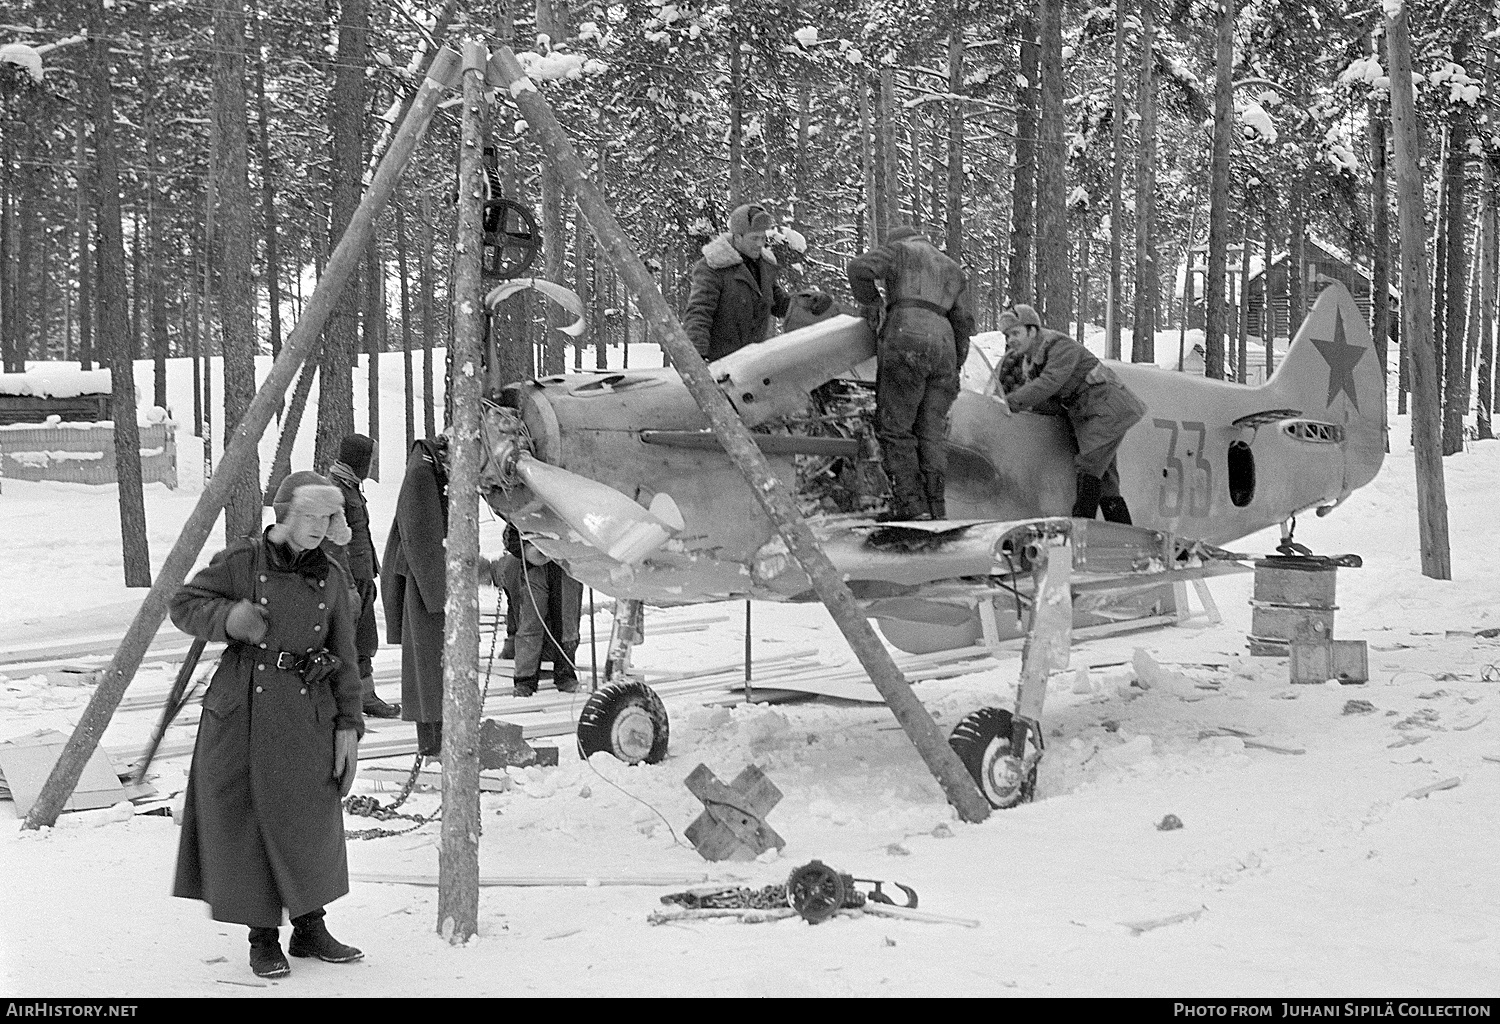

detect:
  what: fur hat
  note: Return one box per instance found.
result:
[272,470,351,545]
[728,203,774,235]
[996,309,1022,333]
[884,224,923,244]
[1012,304,1042,329]
[337,434,374,480]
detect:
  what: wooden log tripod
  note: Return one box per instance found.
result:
[23,35,994,947]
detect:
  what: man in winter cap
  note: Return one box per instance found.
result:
[681,202,791,361]
[1000,304,1146,523]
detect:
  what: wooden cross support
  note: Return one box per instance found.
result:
[684,763,785,862]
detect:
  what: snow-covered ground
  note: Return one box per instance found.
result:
[1,343,1497,997]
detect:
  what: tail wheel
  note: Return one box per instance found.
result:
[948,706,1030,809]
[576,681,670,765]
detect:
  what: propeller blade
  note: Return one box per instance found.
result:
[513,454,680,565]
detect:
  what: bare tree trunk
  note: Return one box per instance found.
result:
[1386,6,1451,579]
[189,248,201,437]
[1107,0,1127,359]
[729,32,745,207]
[76,112,94,371]
[1368,28,1392,436]
[1203,0,1234,380]
[1289,171,1306,335]
[1431,132,1450,416]
[1441,53,1470,456]
[396,201,415,452]
[946,27,965,262]
[1009,18,1039,304]
[574,200,589,371]
[879,68,899,227]
[316,0,368,470]
[1264,199,1275,375]
[1482,136,1497,440]
[214,0,262,542]
[539,168,565,374]
[254,2,284,364]
[143,41,169,410]
[858,72,879,247]
[1131,0,1157,363]
[1238,216,1251,382]
[365,245,382,480]
[1036,0,1069,327]
[89,0,151,586]
[421,193,437,438]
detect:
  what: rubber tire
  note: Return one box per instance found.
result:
[575,681,670,765]
[948,706,1024,809]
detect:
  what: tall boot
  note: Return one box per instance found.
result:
[552,642,580,693]
[249,926,289,978]
[1072,473,1102,520]
[1099,495,1133,525]
[922,471,947,520]
[288,908,364,963]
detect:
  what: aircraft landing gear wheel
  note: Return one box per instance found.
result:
[576,681,670,765]
[786,860,847,924]
[948,707,1034,809]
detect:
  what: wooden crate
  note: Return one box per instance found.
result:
[1250,603,1335,646]
[1252,560,1337,608]
[1288,640,1368,685]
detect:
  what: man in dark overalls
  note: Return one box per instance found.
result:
[847,225,975,521]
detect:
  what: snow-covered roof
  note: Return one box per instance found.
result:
[0,369,112,399]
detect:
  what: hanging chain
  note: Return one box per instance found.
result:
[344,754,435,840]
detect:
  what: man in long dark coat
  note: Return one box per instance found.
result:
[682,202,791,361]
[170,470,366,978]
[381,437,449,758]
[326,433,400,718]
[847,224,976,521]
[1001,304,1147,522]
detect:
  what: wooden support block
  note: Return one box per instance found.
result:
[683,763,785,862]
[1288,640,1368,685]
[478,719,559,769]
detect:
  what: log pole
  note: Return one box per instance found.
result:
[1385,9,1452,580]
[21,48,463,831]
[486,47,990,823]
[436,39,489,945]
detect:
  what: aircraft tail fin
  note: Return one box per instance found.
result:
[1264,283,1385,491]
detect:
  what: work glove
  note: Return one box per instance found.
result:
[860,302,884,334]
[302,650,343,686]
[334,728,359,797]
[225,600,269,644]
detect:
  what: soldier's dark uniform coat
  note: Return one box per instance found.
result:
[1004,329,1147,479]
[170,531,364,927]
[381,439,448,724]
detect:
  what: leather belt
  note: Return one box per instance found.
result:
[247,647,318,673]
[889,297,951,317]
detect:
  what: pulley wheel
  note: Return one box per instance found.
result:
[482,197,541,280]
[786,860,846,924]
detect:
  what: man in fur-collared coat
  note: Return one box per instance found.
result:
[381,437,449,758]
[682,203,791,361]
[170,470,366,979]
